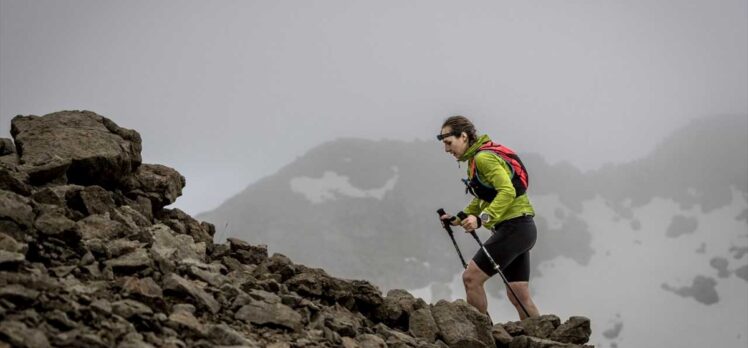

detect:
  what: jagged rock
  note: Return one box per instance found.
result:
[119,164,184,210]
[118,338,155,348]
[409,307,439,343]
[341,336,360,348]
[228,237,268,264]
[0,232,26,253]
[520,315,561,339]
[79,185,117,215]
[0,268,58,291]
[33,210,76,236]
[162,273,221,314]
[45,309,79,331]
[121,276,163,302]
[114,206,152,228]
[90,299,113,315]
[0,250,25,266]
[0,320,51,348]
[10,110,142,187]
[31,185,83,209]
[0,138,14,156]
[549,317,591,344]
[18,154,70,186]
[374,323,420,346]
[311,303,364,337]
[112,299,153,319]
[0,162,31,196]
[105,239,143,258]
[356,333,387,348]
[105,248,153,274]
[0,189,34,231]
[206,323,259,346]
[235,299,304,331]
[167,309,206,336]
[265,253,297,282]
[76,214,129,240]
[431,299,494,348]
[502,321,526,336]
[172,303,196,314]
[492,324,514,347]
[374,288,419,327]
[508,335,592,348]
[185,263,226,287]
[149,224,206,262]
[0,284,39,305]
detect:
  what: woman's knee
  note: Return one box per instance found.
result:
[463,263,488,288]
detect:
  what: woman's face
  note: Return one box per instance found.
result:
[440,126,469,159]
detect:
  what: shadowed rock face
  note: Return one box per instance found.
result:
[0,110,592,347]
[10,111,142,187]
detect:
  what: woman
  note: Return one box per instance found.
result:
[438,115,540,320]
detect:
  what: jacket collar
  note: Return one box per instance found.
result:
[458,134,491,162]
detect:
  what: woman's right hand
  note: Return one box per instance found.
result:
[440,214,459,226]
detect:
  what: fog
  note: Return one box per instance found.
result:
[2,0,745,215]
[2,2,747,346]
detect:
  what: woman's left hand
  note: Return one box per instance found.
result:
[461,215,478,232]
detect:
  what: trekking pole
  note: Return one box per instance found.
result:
[464,227,531,319]
[436,209,467,269]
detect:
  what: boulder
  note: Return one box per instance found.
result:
[235,300,303,331]
[162,273,220,314]
[431,299,494,348]
[549,316,591,344]
[157,208,213,245]
[520,315,561,339]
[119,164,184,210]
[10,110,142,186]
[0,138,14,156]
[409,307,439,343]
[0,161,31,196]
[0,320,51,348]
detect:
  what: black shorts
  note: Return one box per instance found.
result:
[472,215,537,282]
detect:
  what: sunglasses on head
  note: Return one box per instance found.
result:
[436,131,461,141]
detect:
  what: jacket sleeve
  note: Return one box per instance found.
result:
[474,151,516,229]
[462,196,482,217]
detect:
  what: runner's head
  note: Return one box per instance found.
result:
[439,115,477,159]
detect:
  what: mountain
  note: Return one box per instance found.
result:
[0,110,595,347]
[199,114,748,347]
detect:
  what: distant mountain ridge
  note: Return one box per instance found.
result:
[199,114,748,290]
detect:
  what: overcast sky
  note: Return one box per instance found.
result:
[1,0,746,215]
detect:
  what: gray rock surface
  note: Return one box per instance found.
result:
[0,110,592,347]
[431,299,495,347]
[10,110,142,186]
[549,316,591,344]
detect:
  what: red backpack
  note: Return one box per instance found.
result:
[468,142,529,198]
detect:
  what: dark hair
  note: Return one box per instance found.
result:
[441,115,478,145]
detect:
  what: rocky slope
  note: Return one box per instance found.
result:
[0,110,592,347]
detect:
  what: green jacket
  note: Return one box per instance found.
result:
[459,134,535,230]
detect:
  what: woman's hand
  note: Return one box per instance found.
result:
[461,215,478,231]
[440,214,460,226]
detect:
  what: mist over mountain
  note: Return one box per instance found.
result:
[198,114,748,347]
[199,114,748,290]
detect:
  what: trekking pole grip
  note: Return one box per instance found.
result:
[436,209,455,227]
